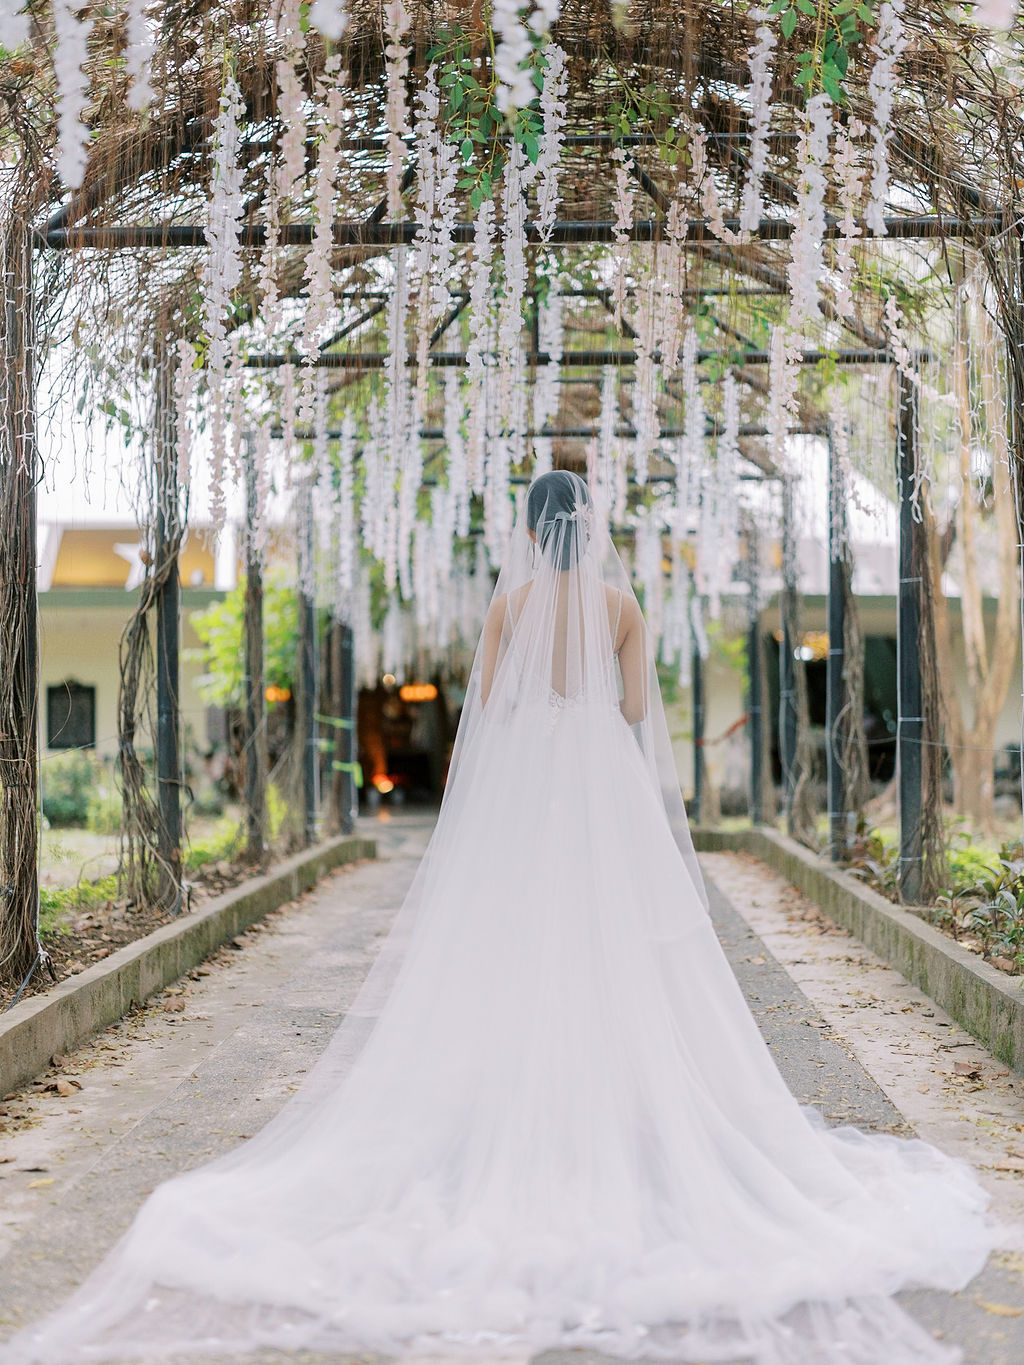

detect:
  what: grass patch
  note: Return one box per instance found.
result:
[38,875,119,938]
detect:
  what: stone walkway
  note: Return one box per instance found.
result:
[0,816,1023,1363]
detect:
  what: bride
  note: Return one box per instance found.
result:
[0,470,1000,1364]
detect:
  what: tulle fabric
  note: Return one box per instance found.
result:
[0,473,1002,1365]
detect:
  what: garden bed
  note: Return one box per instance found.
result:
[18,819,284,1009]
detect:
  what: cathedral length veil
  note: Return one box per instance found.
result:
[0,471,1004,1365]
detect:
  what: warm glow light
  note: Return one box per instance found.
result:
[265,685,291,703]
[374,776,395,794]
[399,682,438,703]
[382,673,397,686]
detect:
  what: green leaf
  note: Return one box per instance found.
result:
[822,73,845,102]
[781,9,798,37]
[457,174,477,188]
[794,65,815,84]
[795,0,817,15]
[469,184,484,210]
[857,3,873,18]
[766,0,790,11]
[523,132,541,164]
[460,137,474,160]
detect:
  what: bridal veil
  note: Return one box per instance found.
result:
[0,471,1002,1365]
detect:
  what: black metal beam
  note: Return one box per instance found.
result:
[242,437,268,866]
[745,521,764,825]
[826,433,847,861]
[270,422,824,441]
[297,481,320,846]
[692,628,706,824]
[43,215,1003,250]
[778,476,798,820]
[896,368,923,902]
[247,347,913,369]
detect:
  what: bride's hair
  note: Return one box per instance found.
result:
[526,470,591,570]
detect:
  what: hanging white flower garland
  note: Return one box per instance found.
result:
[384,0,411,217]
[173,338,199,489]
[309,0,350,41]
[52,0,95,188]
[536,42,568,241]
[465,199,495,496]
[124,0,155,110]
[832,116,866,319]
[787,92,832,327]
[336,411,357,599]
[739,13,777,233]
[202,72,245,531]
[865,0,907,236]
[302,58,346,355]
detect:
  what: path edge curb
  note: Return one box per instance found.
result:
[0,834,377,1094]
[694,826,1024,1075]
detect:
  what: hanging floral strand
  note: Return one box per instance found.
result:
[302,57,346,355]
[767,323,801,466]
[412,65,459,412]
[739,13,777,233]
[832,117,866,319]
[865,0,907,236]
[465,200,496,495]
[787,93,832,327]
[202,73,245,531]
[531,260,562,439]
[336,411,357,600]
[309,0,350,40]
[53,0,95,188]
[173,339,199,489]
[444,369,470,538]
[631,251,661,486]
[124,0,155,110]
[384,0,411,218]
[610,148,636,327]
[535,42,568,242]
[275,0,308,206]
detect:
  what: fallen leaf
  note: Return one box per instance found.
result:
[745,955,766,966]
[163,999,185,1014]
[55,1079,76,1097]
[51,1053,68,1068]
[993,1158,1024,1173]
[26,1178,55,1189]
[954,1062,982,1079]
[977,1300,1024,1317]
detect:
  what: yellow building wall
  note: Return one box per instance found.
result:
[39,593,217,763]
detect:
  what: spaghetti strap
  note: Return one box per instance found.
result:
[612,590,624,650]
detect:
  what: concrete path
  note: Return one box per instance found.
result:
[1,817,1023,1363]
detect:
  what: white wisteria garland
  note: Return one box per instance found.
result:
[832,117,866,319]
[384,0,412,218]
[787,93,832,327]
[535,42,568,240]
[739,13,777,233]
[52,0,94,188]
[202,73,245,531]
[124,0,155,110]
[865,0,907,236]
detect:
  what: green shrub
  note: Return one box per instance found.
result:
[85,780,122,835]
[184,816,243,874]
[40,751,100,827]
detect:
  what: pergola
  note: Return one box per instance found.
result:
[2,0,1024,995]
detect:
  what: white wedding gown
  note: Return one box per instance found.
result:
[0,473,1001,1365]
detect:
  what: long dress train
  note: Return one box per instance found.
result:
[0,472,1003,1365]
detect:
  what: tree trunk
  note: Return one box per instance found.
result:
[0,218,40,992]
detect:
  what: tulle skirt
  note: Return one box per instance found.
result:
[0,699,1000,1365]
